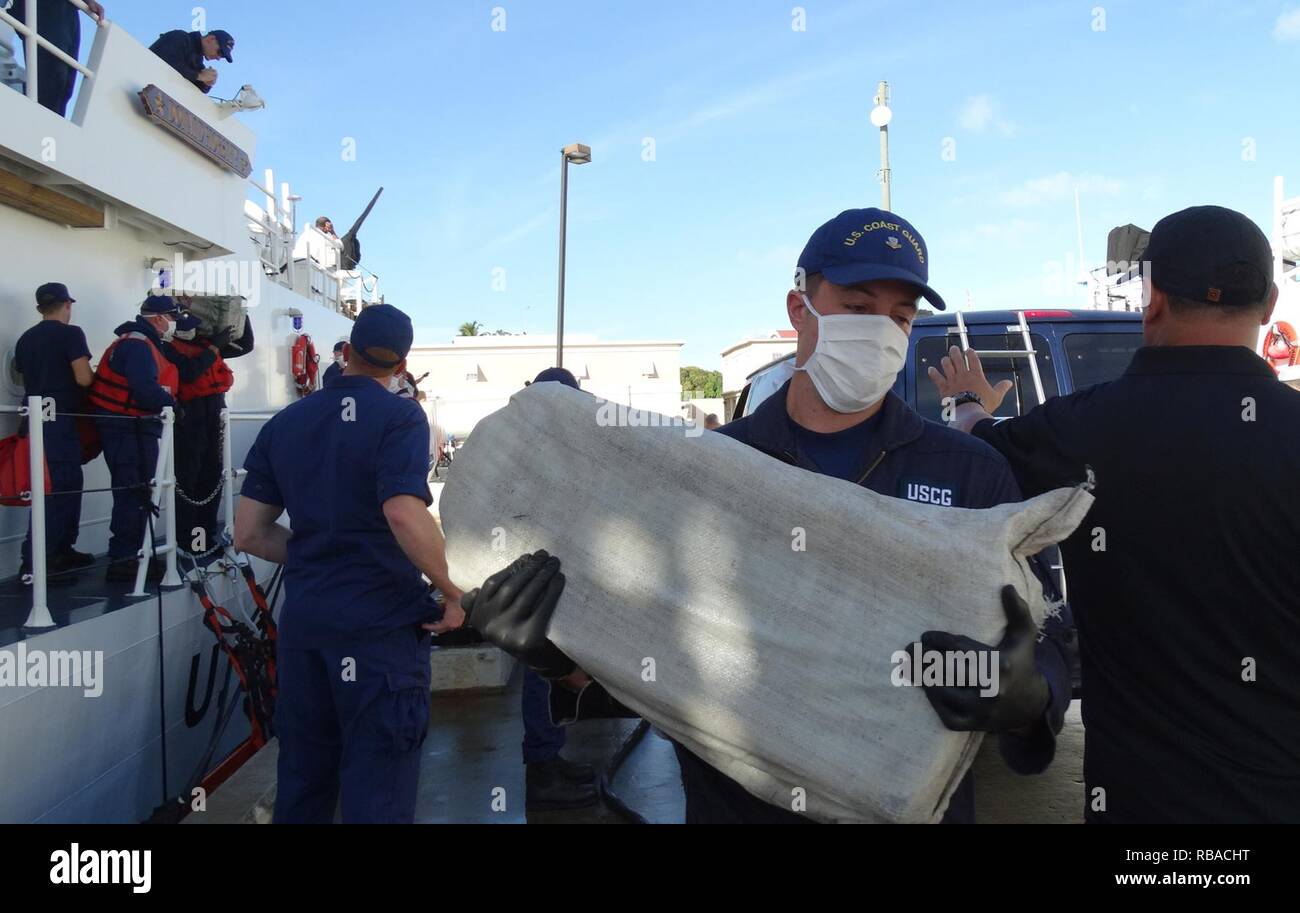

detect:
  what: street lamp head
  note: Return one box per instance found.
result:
[870,104,893,128]
[563,143,593,164]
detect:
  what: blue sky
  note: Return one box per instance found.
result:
[109,0,1300,368]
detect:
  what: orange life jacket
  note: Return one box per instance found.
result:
[169,337,235,401]
[88,331,180,417]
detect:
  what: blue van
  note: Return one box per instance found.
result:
[733,309,1145,422]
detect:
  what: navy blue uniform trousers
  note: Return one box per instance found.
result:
[95,416,158,561]
[21,416,82,566]
[274,626,433,824]
[10,0,81,117]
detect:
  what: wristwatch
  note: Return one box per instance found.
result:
[952,391,984,408]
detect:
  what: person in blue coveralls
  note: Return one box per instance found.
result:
[517,367,598,811]
[7,0,106,117]
[14,282,95,582]
[457,209,1077,823]
[234,304,467,824]
[87,294,180,584]
[321,340,346,387]
[147,27,234,95]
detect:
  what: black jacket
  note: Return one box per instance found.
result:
[551,383,1075,823]
[148,30,211,94]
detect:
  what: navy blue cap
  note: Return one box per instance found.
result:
[176,312,202,332]
[333,340,347,354]
[350,304,413,369]
[797,208,946,310]
[1140,205,1273,308]
[141,294,179,315]
[210,30,234,62]
[533,367,580,389]
[35,282,74,308]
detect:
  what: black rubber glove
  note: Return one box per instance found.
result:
[917,585,1050,734]
[462,550,575,679]
[209,327,234,351]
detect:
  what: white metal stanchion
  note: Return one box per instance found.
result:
[130,408,179,596]
[23,396,55,629]
[221,408,235,542]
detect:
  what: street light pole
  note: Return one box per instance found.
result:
[871,81,893,211]
[556,143,591,369]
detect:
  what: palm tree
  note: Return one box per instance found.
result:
[458,321,483,337]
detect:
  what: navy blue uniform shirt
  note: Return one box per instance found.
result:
[974,345,1300,823]
[148,30,211,93]
[15,319,91,417]
[241,373,438,649]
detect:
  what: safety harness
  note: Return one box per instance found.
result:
[190,561,279,749]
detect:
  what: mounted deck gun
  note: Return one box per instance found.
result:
[340,187,384,271]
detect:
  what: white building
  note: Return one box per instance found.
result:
[720,330,798,417]
[407,334,685,437]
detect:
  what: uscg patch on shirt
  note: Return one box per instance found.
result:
[903,481,954,506]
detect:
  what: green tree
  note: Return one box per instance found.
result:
[458,321,483,337]
[680,366,722,399]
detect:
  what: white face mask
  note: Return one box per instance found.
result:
[793,295,908,413]
[334,355,345,367]
[387,375,404,394]
[160,319,177,343]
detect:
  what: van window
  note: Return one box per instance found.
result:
[914,333,1058,422]
[1063,333,1143,392]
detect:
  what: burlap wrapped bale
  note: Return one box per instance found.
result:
[441,384,1092,823]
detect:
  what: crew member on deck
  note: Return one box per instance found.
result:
[163,310,254,561]
[7,0,105,117]
[235,304,473,824]
[88,295,179,584]
[322,341,346,386]
[14,283,95,581]
[148,27,234,95]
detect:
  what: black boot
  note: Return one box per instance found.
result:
[525,759,599,810]
[554,755,597,784]
[57,548,95,569]
[106,557,164,584]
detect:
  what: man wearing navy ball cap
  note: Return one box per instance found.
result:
[463,208,1076,823]
[236,304,469,823]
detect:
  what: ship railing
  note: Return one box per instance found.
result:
[0,0,101,106]
[219,409,277,547]
[2,398,181,629]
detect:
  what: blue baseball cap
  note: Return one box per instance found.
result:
[176,312,202,332]
[797,208,946,310]
[35,282,74,308]
[210,30,235,63]
[142,294,179,315]
[1139,205,1273,308]
[350,304,413,369]
[533,367,580,389]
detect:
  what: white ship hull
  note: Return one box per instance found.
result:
[0,15,356,822]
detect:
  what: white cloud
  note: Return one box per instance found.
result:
[997,172,1124,207]
[1274,7,1300,40]
[958,95,1016,137]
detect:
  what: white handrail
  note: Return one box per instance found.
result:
[0,0,101,104]
[129,407,180,596]
[24,396,54,628]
